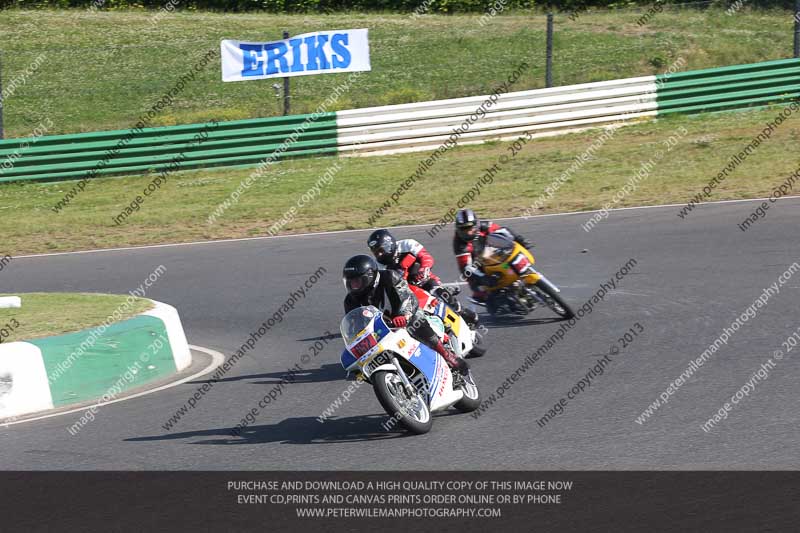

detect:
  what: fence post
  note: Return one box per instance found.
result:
[546,13,554,88]
[794,0,799,58]
[282,30,291,116]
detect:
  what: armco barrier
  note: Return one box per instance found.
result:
[0,113,338,183]
[656,58,800,115]
[1,58,797,183]
[0,300,190,419]
[336,75,659,156]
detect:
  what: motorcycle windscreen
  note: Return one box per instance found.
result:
[482,232,515,264]
[341,306,381,344]
[340,306,391,367]
[408,343,447,403]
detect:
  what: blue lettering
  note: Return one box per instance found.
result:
[331,33,351,68]
[265,42,289,75]
[288,38,305,72]
[240,44,265,77]
[304,35,330,71]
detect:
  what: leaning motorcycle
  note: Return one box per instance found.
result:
[339,305,481,434]
[473,232,575,319]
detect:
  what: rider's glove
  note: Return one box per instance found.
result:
[391,315,408,328]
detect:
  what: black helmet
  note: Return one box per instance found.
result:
[343,254,379,295]
[367,229,398,266]
[455,209,479,241]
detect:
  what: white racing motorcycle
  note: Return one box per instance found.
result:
[339,305,481,434]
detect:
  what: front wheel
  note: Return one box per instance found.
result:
[533,279,575,319]
[372,371,432,434]
[454,369,481,412]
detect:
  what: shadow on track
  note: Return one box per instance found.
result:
[297,333,339,342]
[186,363,344,386]
[480,315,564,329]
[126,414,416,445]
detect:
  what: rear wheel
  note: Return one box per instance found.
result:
[533,280,575,319]
[372,370,432,434]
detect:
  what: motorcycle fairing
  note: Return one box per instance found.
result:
[403,342,460,408]
[407,342,443,401]
[340,348,358,370]
[340,309,392,372]
[510,252,533,275]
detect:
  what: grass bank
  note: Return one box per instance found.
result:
[1,8,797,136]
[0,293,152,342]
[2,105,797,255]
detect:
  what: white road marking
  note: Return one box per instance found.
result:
[12,195,800,260]
[0,345,225,427]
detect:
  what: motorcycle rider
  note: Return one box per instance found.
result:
[367,229,478,326]
[453,209,532,303]
[343,254,468,372]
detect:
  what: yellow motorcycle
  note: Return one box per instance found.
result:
[474,232,574,319]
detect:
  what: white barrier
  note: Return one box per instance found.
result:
[0,296,21,309]
[143,301,192,371]
[0,342,54,419]
[337,76,658,156]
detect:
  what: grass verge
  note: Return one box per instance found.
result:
[0,293,153,342]
[1,105,798,255]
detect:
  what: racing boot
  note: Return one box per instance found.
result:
[433,340,469,373]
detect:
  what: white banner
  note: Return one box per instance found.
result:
[221,29,370,82]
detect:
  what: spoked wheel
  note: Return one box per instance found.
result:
[453,369,481,413]
[531,280,575,319]
[510,300,530,316]
[372,371,432,434]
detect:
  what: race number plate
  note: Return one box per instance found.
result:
[350,334,377,358]
[510,253,532,274]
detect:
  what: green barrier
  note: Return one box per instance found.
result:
[656,58,799,82]
[0,121,338,159]
[657,92,800,116]
[0,113,334,150]
[0,112,338,183]
[0,136,341,177]
[0,145,340,183]
[655,58,800,116]
[28,315,175,407]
